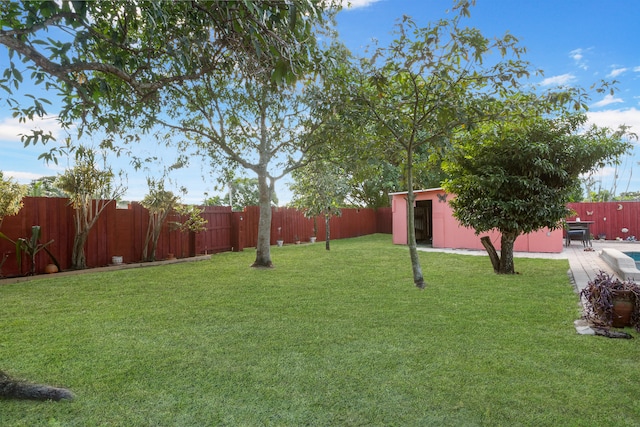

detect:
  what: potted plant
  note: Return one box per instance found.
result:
[580,271,640,330]
[276,227,284,247]
[294,235,301,245]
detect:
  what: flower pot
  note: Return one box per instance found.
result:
[310,237,316,243]
[276,240,284,247]
[44,263,58,274]
[612,290,634,328]
[167,253,176,260]
[112,256,123,265]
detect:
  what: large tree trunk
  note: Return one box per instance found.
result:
[405,152,426,289]
[480,232,518,274]
[480,236,500,273]
[252,174,273,268]
[70,200,112,269]
[71,229,89,270]
[499,231,518,274]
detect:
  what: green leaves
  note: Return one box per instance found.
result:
[444,104,633,238]
[0,0,338,146]
[0,171,27,223]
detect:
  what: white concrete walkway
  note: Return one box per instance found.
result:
[418,239,640,292]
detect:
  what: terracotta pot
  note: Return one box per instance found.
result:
[44,264,58,274]
[612,290,634,328]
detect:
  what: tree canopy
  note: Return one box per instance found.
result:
[0,171,27,228]
[0,0,337,148]
[443,107,634,274]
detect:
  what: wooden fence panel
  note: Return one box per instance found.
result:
[196,206,233,254]
[0,198,391,278]
[0,197,74,276]
[243,206,391,247]
[376,208,392,234]
[568,202,640,241]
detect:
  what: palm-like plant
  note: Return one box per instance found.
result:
[0,226,60,276]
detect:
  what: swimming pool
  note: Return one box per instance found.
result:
[624,252,640,269]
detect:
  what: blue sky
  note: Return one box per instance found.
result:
[1,0,639,203]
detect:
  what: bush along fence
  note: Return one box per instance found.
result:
[0,197,392,277]
[568,201,640,241]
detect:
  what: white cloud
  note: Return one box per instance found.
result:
[0,115,63,142]
[540,73,576,87]
[569,49,583,61]
[591,94,625,108]
[608,67,628,78]
[340,0,381,9]
[586,107,640,134]
[569,48,589,70]
[634,66,640,72]
[3,171,45,184]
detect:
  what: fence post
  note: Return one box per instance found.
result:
[231,211,244,252]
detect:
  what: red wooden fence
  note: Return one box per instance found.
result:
[0,197,391,278]
[242,206,390,246]
[568,201,640,241]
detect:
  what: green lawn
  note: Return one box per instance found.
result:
[1,234,639,426]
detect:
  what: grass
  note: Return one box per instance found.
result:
[1,234,640,426]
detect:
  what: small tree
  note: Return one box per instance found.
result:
[290,160,349,251]
[172,205,207,234]
[140,179,180,262]
[56,146,126,269]
[171,204,208,258]
[443,109,633,274]
[0,225,60,276]
[350,5,531,288]
[0,172,27,274]
[0,171,27,229]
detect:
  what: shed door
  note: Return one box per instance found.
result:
[415,200,433,244]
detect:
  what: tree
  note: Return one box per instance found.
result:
[618,191,640,201]
[56,146,125,269]
[27,176,66,197]
[290,160,349,250]
[0,171,27,229]
[140,178,180,262]
[141,180,207,262]
[0,172,27,274]
[171,205,207,235]
[222,178,278,211]
[157,53,340,267]
[202,194,228,207]
[350,3,531,288]
[0,1,336,150]
[443,110,633,274]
